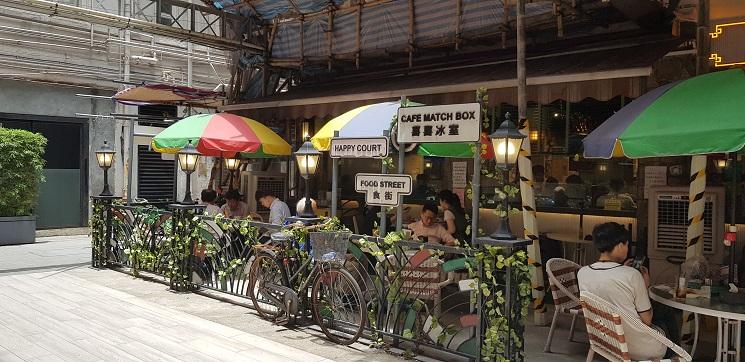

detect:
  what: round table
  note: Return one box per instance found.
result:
[545,232,592,265]
[649,285,745,362]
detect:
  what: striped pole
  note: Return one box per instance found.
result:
[517,118,547,325]
[681,154,707,344]
[686,155,707,259]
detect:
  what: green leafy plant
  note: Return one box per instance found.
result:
[0,128,47,217]
[466,246,532,361]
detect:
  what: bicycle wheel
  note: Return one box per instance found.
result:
[247,252,286,320]
[311,266,367,345]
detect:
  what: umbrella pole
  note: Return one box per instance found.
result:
[380,130,389,237]
[471,140,480,246]
[729,152,737,284]
[218,156,223,194]
[332,131,339,219]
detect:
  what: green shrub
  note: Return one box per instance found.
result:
[0,128,47,217]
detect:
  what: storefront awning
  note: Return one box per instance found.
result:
[221,40,679,120]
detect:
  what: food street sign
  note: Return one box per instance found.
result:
[330,137,389,158]
[355,173,412,207]
[397,103,481,143]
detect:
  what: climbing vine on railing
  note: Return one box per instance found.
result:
[467,245,532,361]
[89,198,108,268]
[168,207,202,291]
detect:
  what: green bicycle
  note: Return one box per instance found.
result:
[248,225,367,345]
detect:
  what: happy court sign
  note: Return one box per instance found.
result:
[397,103,481,143]
[330,137,388,158]
[355,173,412,207]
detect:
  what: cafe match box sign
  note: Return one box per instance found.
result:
[397,103,481,143]
[330,137,389,158]
[355,173,412,207]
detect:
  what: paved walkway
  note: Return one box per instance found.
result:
[0,235,90,275]
[0,269,333,362]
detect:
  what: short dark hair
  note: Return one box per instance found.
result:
[421,202,438,216]
[255,189,277,201]
[201,189,216,203]
[224,189,242,201]
[592,222,629,253]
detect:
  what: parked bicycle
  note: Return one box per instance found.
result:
[248,220,367,345]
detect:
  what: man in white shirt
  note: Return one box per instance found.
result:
[255,190,291,225]
[577,222,680,361]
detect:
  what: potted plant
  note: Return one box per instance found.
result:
[0,127,47,245]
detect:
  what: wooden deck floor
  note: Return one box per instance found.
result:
[0,270,333,362]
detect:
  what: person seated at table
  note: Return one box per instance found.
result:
[552,186,569,207]
[255,189,291,225]
[406,202,456,246]
[221,189,249,219]
[578,222,681,360]
[596,178,636,210]
[200,189,221,216]
[438,190,467,241]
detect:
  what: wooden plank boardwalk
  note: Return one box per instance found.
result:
[0,270,333,362]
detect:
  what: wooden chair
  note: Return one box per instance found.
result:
[580,291,692,362]
[544,258,584,352]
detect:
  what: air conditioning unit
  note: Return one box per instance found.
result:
[647,186,724,285]
[240,171,287,218]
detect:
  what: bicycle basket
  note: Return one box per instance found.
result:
[309,231,351,263]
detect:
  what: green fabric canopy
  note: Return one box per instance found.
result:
[584,69,745,158]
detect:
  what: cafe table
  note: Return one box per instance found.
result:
[649,284,745,362]
[545,232,593,265]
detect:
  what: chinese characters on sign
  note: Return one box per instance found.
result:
[354,174,412,207]
[397,103,481,143]
[330,137,389,158]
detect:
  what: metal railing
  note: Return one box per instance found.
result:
[90,199,530,361]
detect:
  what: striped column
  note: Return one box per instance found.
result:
[517,118,547,325]
[681,154,707,343]
[686,155,707,259]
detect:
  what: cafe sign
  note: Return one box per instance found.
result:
[355,173,412,206]
[330,137,389,158]
[397,103,481,143]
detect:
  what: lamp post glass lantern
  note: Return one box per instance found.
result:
[95,140,116,196]
[224,158,241,190]
[178,140,200,204]
[488,112,526,239]
[294,139,321,218]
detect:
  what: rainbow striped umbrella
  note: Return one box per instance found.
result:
[151,113,291,158]
[311,102,403,151]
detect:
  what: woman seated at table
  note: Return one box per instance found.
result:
[438,190,467,241]
[405,202,456,246]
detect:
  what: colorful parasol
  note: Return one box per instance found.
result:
[312,101,490,158]
[417,133,494,159]
[113,83,223,108]
[583,69,745,159]
[311,101,403,151]
[151,113,291,158]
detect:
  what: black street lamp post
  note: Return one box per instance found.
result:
[294,139,322,218]
[487,112,526,240]
[95,141,116,197]
[178,140,201,204]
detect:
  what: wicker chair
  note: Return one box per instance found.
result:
[580,291,692,362]
[544,258,584,352]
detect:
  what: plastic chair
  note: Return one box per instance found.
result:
[580,291,692,362]
[544,258,584,352]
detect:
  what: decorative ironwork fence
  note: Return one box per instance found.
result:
[90,202,531,361]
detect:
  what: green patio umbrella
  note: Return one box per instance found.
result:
[583,69,745,159]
